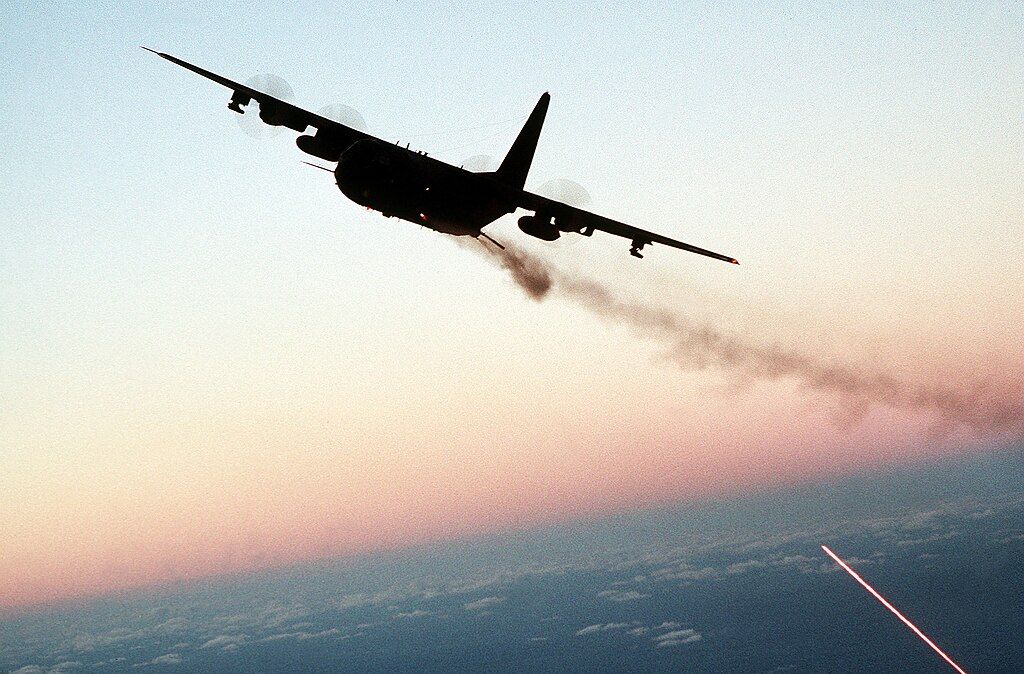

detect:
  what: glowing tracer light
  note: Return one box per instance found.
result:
[820,545,967,674]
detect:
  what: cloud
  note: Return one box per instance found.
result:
[740,554,824,575]
[68,618,195,655]
[967,508,995,520]
[897,531,957,546]
[463,596,505,611]
[257,628,341,643]
[10,664,86,674]
[155,617,191,633]
[902,510,944,529]
[575,623,631,636]
[5,472,1014,674]
[336,592,394,610]
[655,565,720,581]
[71,628,148,653]
[90,658,127,668]
[653,629,702,647]
[725,560,768,575]
[394,610,433,618]
[257,633,296,643]
[133,653,182,667]
[295,628,341,640]
[575,620,694,640]
[597,589,650,602]
[198,634,246,650]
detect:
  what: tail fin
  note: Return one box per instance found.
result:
[495,93,550,189]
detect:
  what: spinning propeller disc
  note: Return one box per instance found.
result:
[236,74,294,138]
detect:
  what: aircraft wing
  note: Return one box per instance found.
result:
[516,189,739,264]
[141,48,370,157]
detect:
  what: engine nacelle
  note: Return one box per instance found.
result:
[518,216,560,241]
[296,133,341,161]
[258,100,307,132]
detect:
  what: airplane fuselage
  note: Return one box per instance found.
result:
[334,139,513,237]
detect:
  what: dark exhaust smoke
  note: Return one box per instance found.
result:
[475,241,1024,437]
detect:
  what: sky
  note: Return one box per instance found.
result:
[2,1,1023,612]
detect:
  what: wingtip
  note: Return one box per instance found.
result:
[140,46,161,55]
[731,258,740,265]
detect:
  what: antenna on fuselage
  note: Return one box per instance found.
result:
[301,161,333,172]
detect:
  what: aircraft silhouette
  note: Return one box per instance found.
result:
[144,48,738,264]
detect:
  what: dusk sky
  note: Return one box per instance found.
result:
[2,1,1022,613]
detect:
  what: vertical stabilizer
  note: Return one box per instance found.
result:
[495,93,550,189]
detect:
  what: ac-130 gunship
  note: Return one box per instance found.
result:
[144,48,738,265]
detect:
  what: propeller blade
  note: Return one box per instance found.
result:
[461,154,498,172]
[318,104,368,133]
[531,178,593,248]
[534,178,592,208]
[237,73,295,138]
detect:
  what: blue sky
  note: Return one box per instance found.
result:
[2,0,1022,609]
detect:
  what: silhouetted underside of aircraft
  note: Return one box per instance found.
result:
[143,48,738,264]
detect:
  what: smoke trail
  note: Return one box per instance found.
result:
[484,240,552,300]
[475,240,1024,437]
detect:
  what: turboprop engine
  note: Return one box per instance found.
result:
[517,215,560,241]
